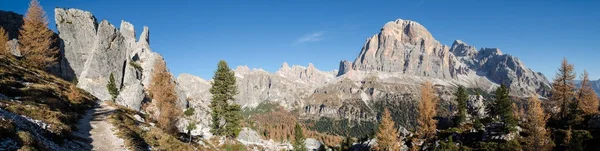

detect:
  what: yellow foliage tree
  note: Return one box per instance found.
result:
[149,59,182,134]
[524,95,554,151]
[551,58,576,119]
[0,27,8,56]
[417,81,438,139]
[577,70,599,115]
[375,108,400,151]
[18,0,58,69]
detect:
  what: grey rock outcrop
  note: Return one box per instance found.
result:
[76,20,127,101]
[304,138,323,150]
[7,39,21,57]
[176,74,212,137]
[337,60,353,76]
[467,95,486,120]
[55,8,98,80]
[54,8,174,111]
[236,128,293,151]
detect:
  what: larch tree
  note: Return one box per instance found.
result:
[577,70,599,115]
[492,84,517,132]
[148,59,182,134]
[551,58,576,120]
[209,60,242,139]
[454,85,468,126]
[417,81,438,139]
[524,95,554,151]
[0,27,8,56]
[18,0,58,69]
[375,108,400,151]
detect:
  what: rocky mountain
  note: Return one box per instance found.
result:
[594,79,600,95]
[51,8,185,111]
[576,79,600,96]
[346,19,550,96]
[176,19,553,133]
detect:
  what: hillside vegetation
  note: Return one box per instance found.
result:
[0,55,96,150]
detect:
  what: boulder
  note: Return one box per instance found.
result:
[304,138,322,150]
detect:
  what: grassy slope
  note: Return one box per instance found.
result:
[0,56,96,150]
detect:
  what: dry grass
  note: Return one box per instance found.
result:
[109,105,209,151]
[0,55,96,148]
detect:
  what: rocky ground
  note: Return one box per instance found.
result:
[74,102,127,151]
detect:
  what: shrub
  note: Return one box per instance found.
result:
[106,72,119,101]
[17,131,34,146]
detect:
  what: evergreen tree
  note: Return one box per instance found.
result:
[106,72,118,100]
[551,58,576,120]
[0,27,8,56]
[493,84,517,132]
[340,136,353,151]
[454,85,468,126]
[576,70,599,115]
[293,122,306,151]
[18,0,58,69]
[417,81,438,139]
[224,103,242,139]
[184,107,196,144]
[524,95,553,151]
[435,137,459,151]
[209,60,241,139]
[376,108,400,151]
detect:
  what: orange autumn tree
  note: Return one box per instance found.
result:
[18,0,58,69]
[0,27,8,56]
[375,108,400,151]
[524,94,554,151]
[417,81,438,139]
[148,59,182,134]
[577,70,599,115]
[551,58,576,119]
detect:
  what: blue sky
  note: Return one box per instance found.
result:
[1,0,599,80]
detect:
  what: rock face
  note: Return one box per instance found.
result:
[353,19,454,79]
[54,8,179,111]
[176,74,212,138]
[7,39,21,57]
[344,19,550,96]
[0,10,23,39]
[236,128,293,151]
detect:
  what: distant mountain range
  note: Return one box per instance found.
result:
[575,79,600,95]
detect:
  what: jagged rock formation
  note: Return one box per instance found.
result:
[175,74,212,138]
[54,8,182,111]
[343,19,551,97]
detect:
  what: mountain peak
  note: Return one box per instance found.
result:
[451,39,477,57]
[380,18,434,43]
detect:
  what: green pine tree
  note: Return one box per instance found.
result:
[493,84,517,132]
[293,122,306,151]
[106,72,118,100]
[454,85,468,126]
[209,60,241,139]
